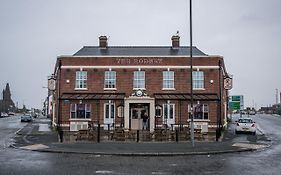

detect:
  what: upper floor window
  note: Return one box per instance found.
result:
[133,71,145,89]
[163,71,174,89]
[104,71,116,89]
[193,71,204,89]
[75,71,87,89]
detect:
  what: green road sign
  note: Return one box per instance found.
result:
[232,96,240,101]
[229,101,240,110]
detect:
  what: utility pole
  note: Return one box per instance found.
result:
[276,88,279,104]
[189,0,195,147]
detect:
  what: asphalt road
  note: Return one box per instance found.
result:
[0,114,280,175]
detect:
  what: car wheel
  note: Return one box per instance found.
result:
[252,131,256,135]
[235,130,239,134]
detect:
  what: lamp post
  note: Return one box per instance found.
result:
[189,0,195,147]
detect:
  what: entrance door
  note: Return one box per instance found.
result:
[163,103,175,128]
[129,103,149,130]
[104,102,115,130]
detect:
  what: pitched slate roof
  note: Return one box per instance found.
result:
[73,46,207,56]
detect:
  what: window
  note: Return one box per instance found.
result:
[193,71,204,89]
[155,105,162,117]
[133,71,145,89]
[189,104,209,120]
[105,103,115,119]
[104,71,116,89]
[70,104,91,119]
[163,103,175,119]
[75,71,87,89]
[163,71,174,89]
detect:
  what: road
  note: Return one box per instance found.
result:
[0,114,280,175]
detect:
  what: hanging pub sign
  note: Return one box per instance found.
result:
[48,77,56,91]
[224,77,233,90]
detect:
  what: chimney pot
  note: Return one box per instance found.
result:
[99,36,108,48]
[171,35,180,48]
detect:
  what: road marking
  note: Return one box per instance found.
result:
[20,144,49,150]
[95,170,114,174]
[232,143,268,149]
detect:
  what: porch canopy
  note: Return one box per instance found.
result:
[154,93,219,101]
[61,93,126,100]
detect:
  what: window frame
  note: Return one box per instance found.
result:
[75,71,87,90]
[133,71,145,89]
[104,103,115,119]
[192,71,204,90]
[104,70,116,90]
[163,71,175,90]
[70,103,91,119]
[189,104,209,120]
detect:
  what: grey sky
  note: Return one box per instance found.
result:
[0,0,280,109]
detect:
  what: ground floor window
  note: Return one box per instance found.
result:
[70,104,91,119]
[190,104,209,120]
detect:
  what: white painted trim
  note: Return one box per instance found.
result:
[58,55,219,58]
[74,88,88,91]
[61,65,219,69]
[193,88,206,91]
[162,88,176,91]
[69,119,92,121]
[103,88,117,91]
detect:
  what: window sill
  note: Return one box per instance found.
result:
[74,88,88,91]
[187,119,210,122]
[162,88,175,91]
[70,118,91,121]
[193,88,205,91]
[104,88,117,91]
[133,88,146,90]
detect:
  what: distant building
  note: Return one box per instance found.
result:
[51,35,230,133]
[0,83,15,112]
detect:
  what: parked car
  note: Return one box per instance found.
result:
[8,112,15,116]
[235,118,256,135]
[21,114,33,122]
[1,112,9,118]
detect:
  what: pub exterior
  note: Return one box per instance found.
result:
[50,35,230,137]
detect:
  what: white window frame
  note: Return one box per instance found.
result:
[70,104,91,119]
[163,71,175,90]
[193,71,204,90]
[188,104,209,120]
[163,103,175,128]
[133,71,145,89]
[75,71,87,90]
[104,103,115,119]
[104,70,116,90]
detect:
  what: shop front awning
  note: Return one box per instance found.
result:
[154,93,219,101]
[61,93,126,100]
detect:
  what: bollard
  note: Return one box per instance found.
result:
[97,124,100,143]
[137,130,139,142]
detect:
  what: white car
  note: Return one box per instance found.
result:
[1,112,9,117]
[235,118,256,135]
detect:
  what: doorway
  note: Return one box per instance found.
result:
[129,103,149,130]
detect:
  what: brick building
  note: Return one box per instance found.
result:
[51,35,229,133]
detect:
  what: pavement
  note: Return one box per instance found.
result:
[10,116,271,156]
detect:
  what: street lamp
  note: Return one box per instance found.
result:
[189,0,195,147]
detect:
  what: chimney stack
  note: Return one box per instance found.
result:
[171,34,180,48]
[99,36,108,48]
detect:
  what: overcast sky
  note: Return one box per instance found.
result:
[0,0,280,109]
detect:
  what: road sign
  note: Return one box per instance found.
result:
[229,101,240,110]
[229,95,244,110]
